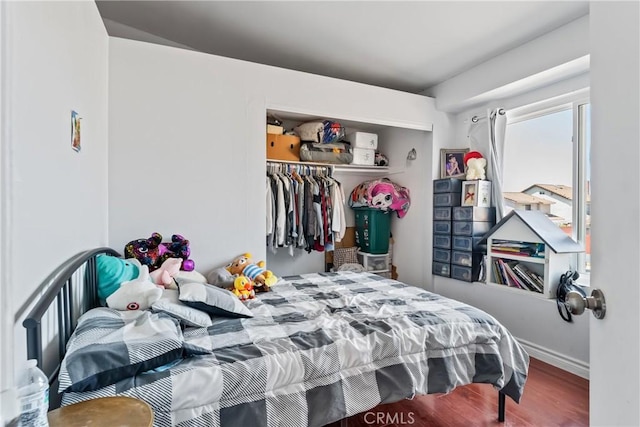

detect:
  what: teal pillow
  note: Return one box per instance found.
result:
[97,255,140,303]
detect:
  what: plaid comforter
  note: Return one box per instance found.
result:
[62,272,529,426]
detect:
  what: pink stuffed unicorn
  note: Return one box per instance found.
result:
[149,258,182,289]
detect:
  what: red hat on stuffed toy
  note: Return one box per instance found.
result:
[463,151,483,166]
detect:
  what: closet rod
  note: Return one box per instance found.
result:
[266,159,333,176]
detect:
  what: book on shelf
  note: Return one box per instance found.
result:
[509,262,543,293]
[501,260,527,290]
[491,240,545,258]
[494,259,520,289]
[492,259,543,293]
[492,259,503,285]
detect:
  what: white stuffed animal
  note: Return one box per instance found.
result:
[466,157,487,180]
[106,264,163,311]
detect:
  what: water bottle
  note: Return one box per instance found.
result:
[16,360,49,427]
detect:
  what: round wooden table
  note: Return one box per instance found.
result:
[47,396,154,427]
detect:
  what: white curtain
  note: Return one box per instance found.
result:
[467,108,507,221]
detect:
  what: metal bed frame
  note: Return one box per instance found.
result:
[22,247,120,402]
[22,247,507,421]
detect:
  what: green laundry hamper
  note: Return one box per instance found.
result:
[354,207,392,254]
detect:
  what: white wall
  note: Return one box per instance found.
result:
[1,1,109,388]
[434,276,589,376]
[108,38,443,286]
[426,14,590,113]
[589,2,640,425]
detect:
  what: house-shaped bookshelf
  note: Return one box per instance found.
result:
[480,210,584,298]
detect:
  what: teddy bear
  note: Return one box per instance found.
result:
[124,232,195,272]
[106,264,163,311]
[232,275,256,301]
[226,253,277,293]
[463,151,487,180]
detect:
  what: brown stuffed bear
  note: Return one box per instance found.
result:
[226,253,277,293]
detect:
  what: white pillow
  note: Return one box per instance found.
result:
[178,282,253,318]
[152,289,213,328]
[174,270,208,284]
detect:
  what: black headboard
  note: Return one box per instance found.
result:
[22,247,120,391]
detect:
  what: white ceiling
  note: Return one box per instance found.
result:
[96,1,589,94]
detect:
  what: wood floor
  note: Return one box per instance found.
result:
[326,358,589,427]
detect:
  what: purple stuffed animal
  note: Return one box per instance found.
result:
[124,232,195,272]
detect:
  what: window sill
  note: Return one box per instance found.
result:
[574,272,590,289]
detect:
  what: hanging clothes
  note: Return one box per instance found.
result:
[267,162,346,255]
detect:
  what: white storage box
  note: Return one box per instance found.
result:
[351,148,376,165]
[347,132,378,149]
[461,180,492,207]
[357,251,391,272]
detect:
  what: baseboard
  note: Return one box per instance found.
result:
[517,337,590,379]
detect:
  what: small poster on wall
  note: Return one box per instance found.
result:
[71,110,81,152]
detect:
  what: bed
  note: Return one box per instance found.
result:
[24,248,529,427]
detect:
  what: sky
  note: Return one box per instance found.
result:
[503,108,574,193]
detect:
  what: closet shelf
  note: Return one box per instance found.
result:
[266,159,402,175]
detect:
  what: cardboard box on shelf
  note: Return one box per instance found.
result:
[266,133,301,161]
[267,124,284,135]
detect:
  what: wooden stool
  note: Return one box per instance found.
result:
[47,396,154,427]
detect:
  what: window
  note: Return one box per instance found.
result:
[504,99,591,273]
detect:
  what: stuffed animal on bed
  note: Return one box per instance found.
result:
[226,253,277,293]
[96,254,141,303]
[232,275,256,301]
[106,264,163,311]
[149,258,182,289]
[124,232,195,272]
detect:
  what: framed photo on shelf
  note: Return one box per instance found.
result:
[440,148,469,179]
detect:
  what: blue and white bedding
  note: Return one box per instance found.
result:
[61,272,529,427]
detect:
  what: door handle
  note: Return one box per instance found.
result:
[565,288,606,319]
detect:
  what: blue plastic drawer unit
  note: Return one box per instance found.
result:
[433,178,463,194]
[453,206,496,222]
[433,207,452,221]
[433,234,452,249]
[433,261,451,277]
[433,221,452,235]
[451,264,481,282]
[451,251,484,267]
[433,248,451,263]
[433,192,462,207]
[452,236,483,252]
[451,250,473,267]
[452,221,492,236]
